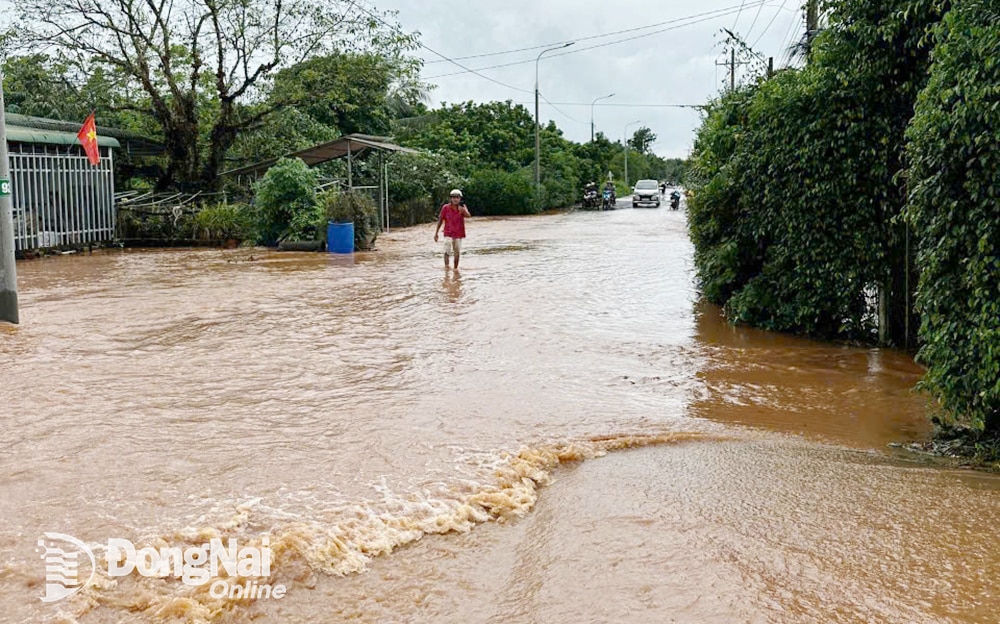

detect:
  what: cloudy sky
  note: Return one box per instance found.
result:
[380,0,805,158]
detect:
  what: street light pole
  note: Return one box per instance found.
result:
[624,120,642,189]
[535,42,574,204]
[590,93,615,142]
[0,71,19,324]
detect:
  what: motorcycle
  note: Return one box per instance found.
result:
[582,186,599,209]
[602,188,616,210]
[669,191,681,210]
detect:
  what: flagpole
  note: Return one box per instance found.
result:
[0,71,19,324]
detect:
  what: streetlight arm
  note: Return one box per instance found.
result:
[590,93,615,142]
[535,41,575,198]
[536,42,574,89]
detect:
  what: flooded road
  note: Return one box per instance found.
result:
[1,206,997,623]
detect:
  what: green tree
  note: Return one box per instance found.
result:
[12,0,418,188]
[270,53,425,137]
[396,103,620,211]
[628,127,656,154]
[1,54,145,129]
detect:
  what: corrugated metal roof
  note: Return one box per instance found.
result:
[4,112,162,154]
[222,133,421,177]
[5,124,121,148]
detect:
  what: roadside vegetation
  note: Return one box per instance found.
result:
[687,0,999,456]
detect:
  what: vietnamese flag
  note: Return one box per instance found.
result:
[77,113,100,166]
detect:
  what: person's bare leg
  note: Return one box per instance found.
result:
[444,253,450,268]
[454,250,460,269]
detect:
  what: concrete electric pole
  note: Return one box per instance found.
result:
[0,72,19,325]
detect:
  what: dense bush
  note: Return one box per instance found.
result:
[388,152,465,226]
[117,208,197,241]
[254,158,321,244]
[390,197,439,228]
[321,190,380,250]
[541,150,584,209]
[395,102,676,213]
[194,203,255,242]
[687,0,944,342]
[464,168,536,216]
[906,0,1000,433]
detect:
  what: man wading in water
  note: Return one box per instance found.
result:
[434,189,471,269]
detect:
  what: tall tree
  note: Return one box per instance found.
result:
[270,53,423,137]
[12,0,417,189]
[628,127,657,154]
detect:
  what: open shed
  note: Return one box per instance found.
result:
[223,133,421,232]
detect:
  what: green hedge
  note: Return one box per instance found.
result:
[687,0,943,342]
[194,203,255,242]
[906,0,1000,433]
[464,167,536,215]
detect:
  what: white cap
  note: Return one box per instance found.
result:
[449,189,463,197]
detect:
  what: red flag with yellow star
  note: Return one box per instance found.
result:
[77,113,100,166]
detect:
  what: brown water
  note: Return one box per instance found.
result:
[1,207,997,624]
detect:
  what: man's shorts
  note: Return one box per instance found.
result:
[443,237,463,254]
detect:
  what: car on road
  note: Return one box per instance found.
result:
[632,179,661,208]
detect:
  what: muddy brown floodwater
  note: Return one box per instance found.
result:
[1,208,998,624]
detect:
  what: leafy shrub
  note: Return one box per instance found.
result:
[254,157,320,244]
[194,203,254,241]
[464,167,535,215]
[687,0,944,342]
[905,0,1000,433]
[541,150,583,209]
[389,152,464,206]
[391,197,439,228]
[320,190,380,250]
[116,208,196,241]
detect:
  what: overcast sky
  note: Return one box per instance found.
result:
[382,0,805,158]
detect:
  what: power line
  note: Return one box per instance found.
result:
[423,3,766,81]
[353,4,532,94]
[744,0,768,40]
[537,92,588,125]
[732,0,749,29]
[778,5,803,67]
[751,0,789,48]
[424,2,764,65]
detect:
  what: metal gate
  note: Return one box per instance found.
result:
[8,142,116,251]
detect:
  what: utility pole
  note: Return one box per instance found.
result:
[0,72,19,325]
[715,47,749,92]
[730,48,736,91]
[806,0,819,62]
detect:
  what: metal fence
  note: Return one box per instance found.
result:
[8,143,116,251]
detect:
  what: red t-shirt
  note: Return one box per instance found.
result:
[440,204,466,238]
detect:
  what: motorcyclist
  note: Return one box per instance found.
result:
[603,181,617,209]
[583,182,598,208]
[669,189,682,209]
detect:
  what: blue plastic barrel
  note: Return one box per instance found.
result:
[327,222,354,254]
